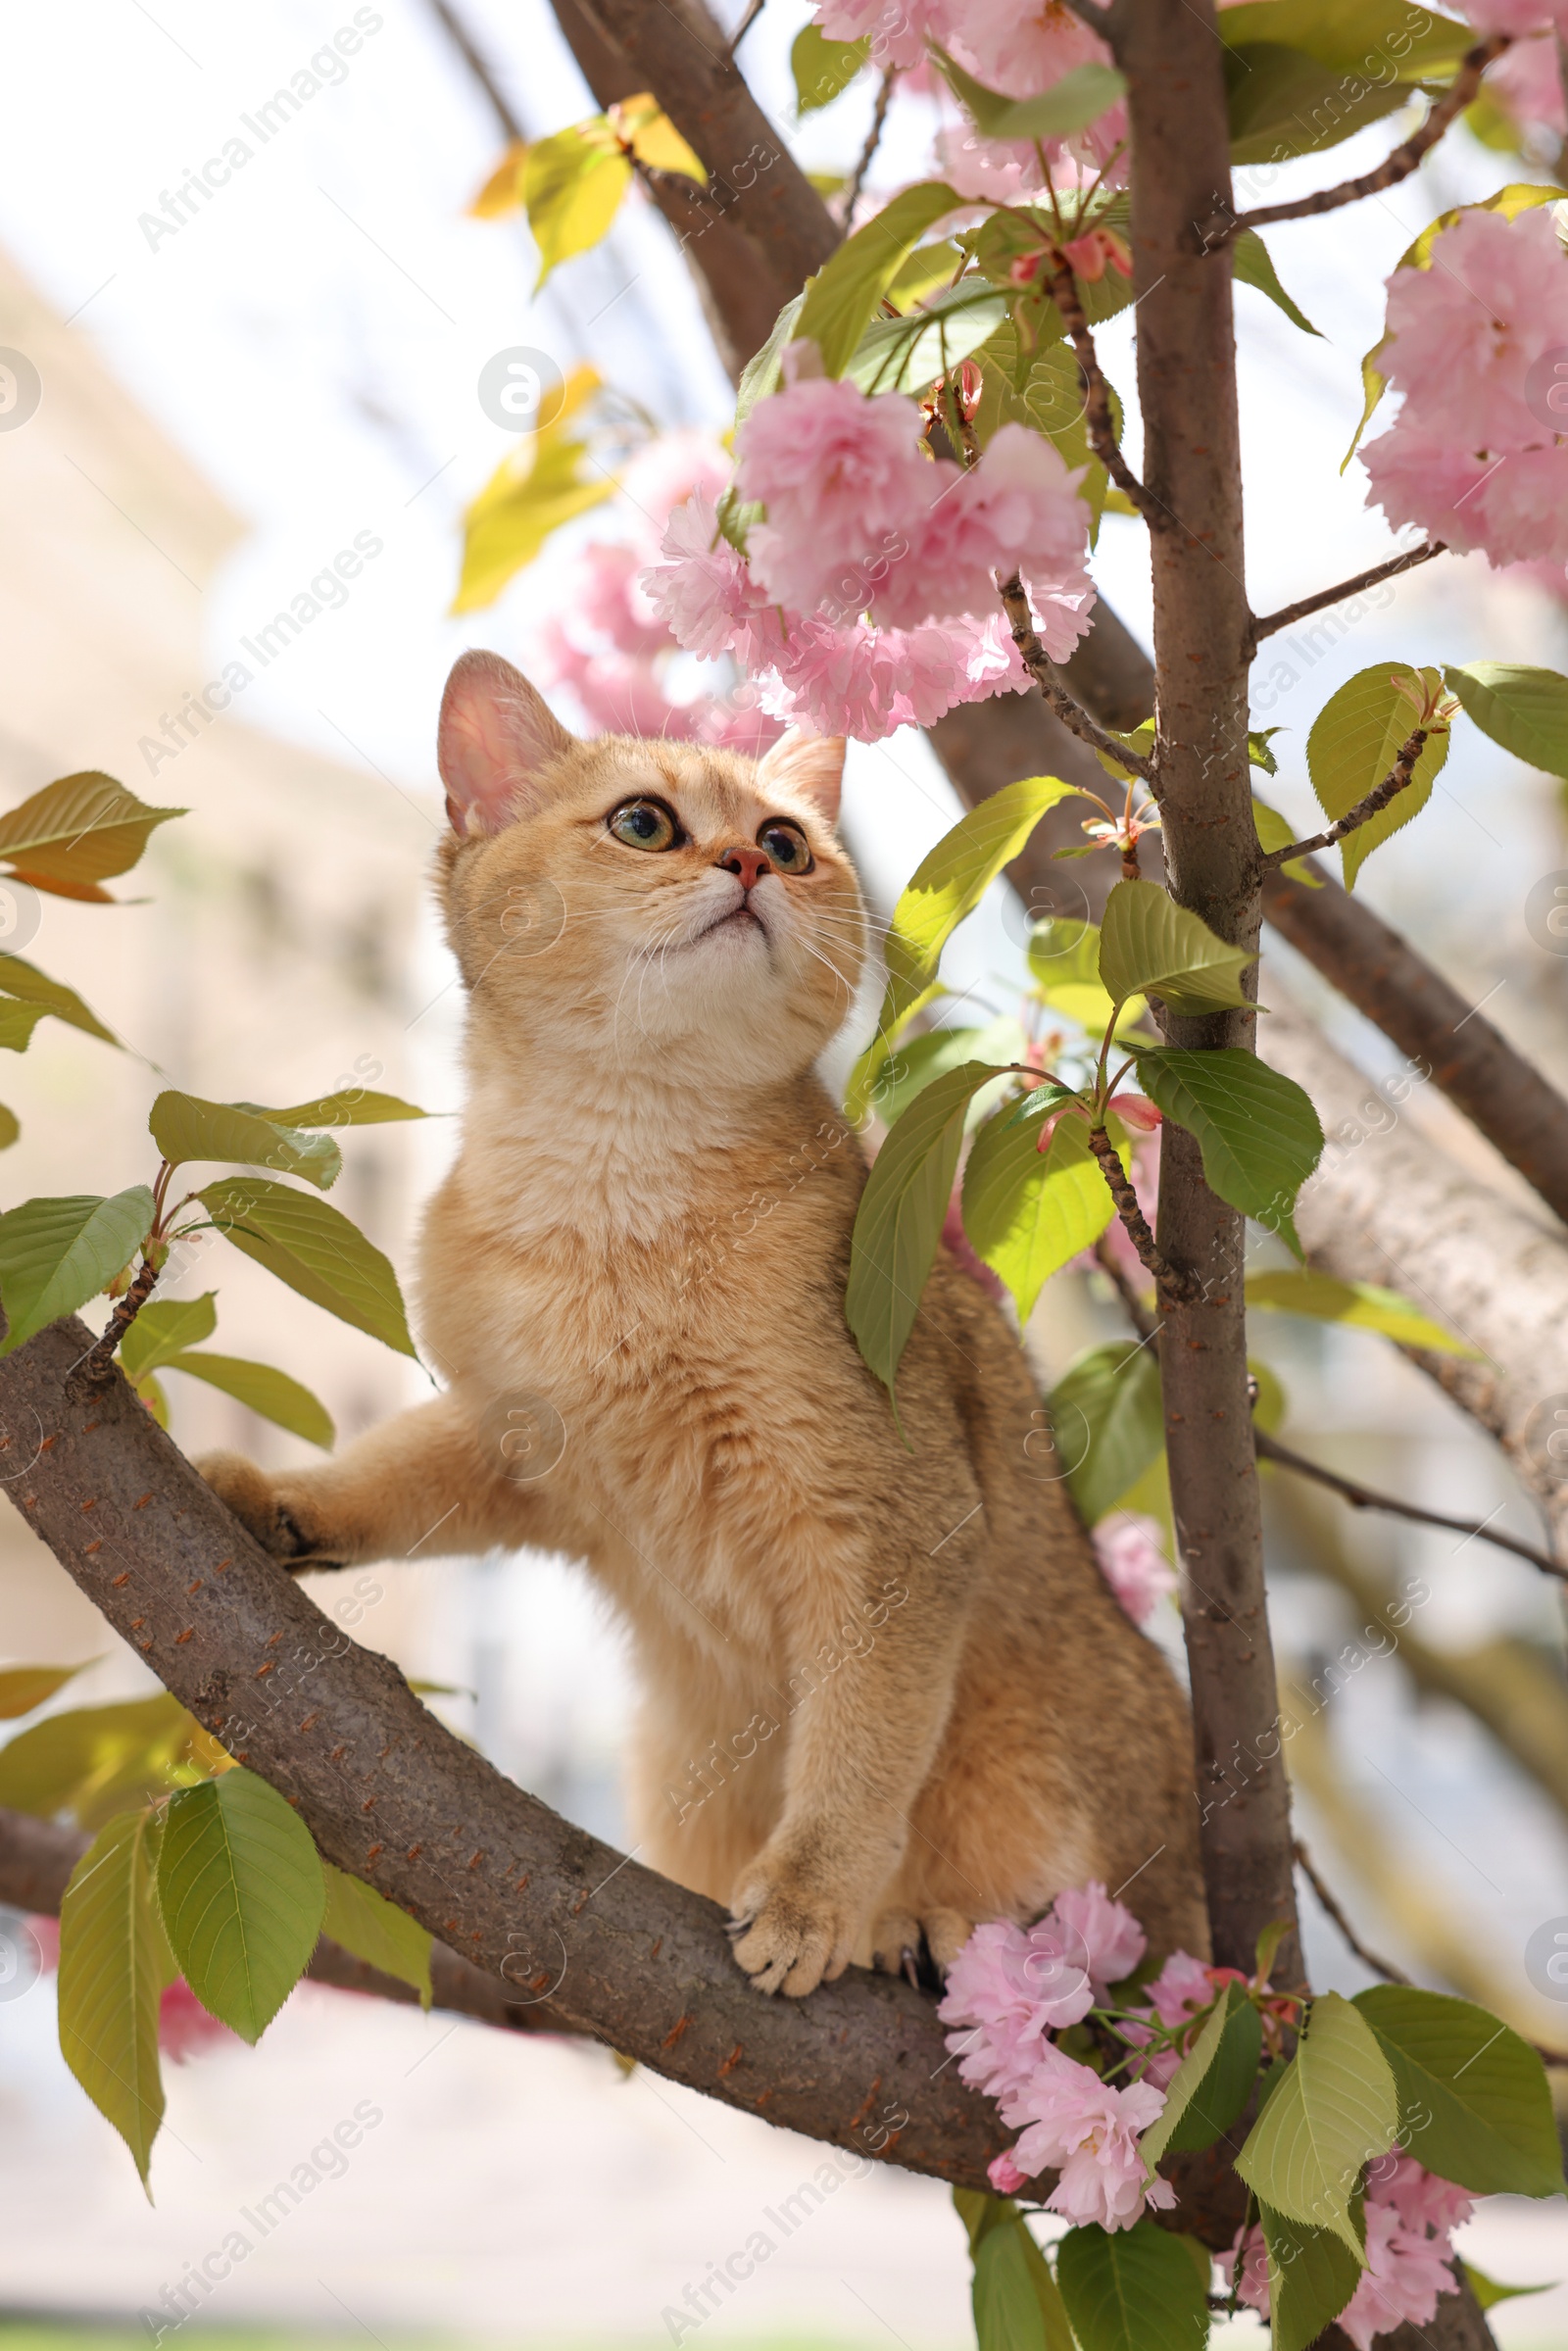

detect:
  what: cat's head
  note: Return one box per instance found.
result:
[436,650,867,1082]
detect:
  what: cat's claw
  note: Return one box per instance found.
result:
[726,1866,855,1997]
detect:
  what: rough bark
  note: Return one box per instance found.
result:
[1261,997,1568,1555]
[1115,0,1299,1984]
[0,1804,572,2036]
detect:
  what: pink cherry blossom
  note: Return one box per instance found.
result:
[1366,2151,1476,2238]
[737,371,932,613]
[1487,32,1567,134]
[1052,1879,1147,1987]
[876,425,1095,632]
[1466,0,1568,28]
[1004,2040,1177,2231]
[1107,1093,1161,1132]
[812,0,954,70]
[1092,1513,1178,1626]
[988,2151,1030,2195]
[1221,2156,1472,2348]
[939,1917,1099,2102]
[1142,1947,1214,2030]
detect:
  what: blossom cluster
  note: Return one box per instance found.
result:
[941,1884,1471,2347]
[641,360,1095,741]
[1222,2154,1474,2351]
[1362,205,1568,568]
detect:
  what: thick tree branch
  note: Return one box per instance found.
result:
[1250,544,1445,649]
[0,1317,1256,2243]
[1117,0,1299,1985]
[1260,727,1427,870]
[1201,40,1512,245]
[0,1804,574,2036]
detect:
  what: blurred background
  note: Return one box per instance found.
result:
[2,3,1568,2346]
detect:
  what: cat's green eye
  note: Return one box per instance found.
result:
[608,798,680,852]
[760,820,814,875]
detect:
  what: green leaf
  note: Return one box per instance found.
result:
[1258,2203,1363,2351]
[1139,1981,1263,2167]
[972,328,1121,540]
[1306,664,1449,889]
[0,1187,156,1357]
[0,953,118,1045]
[1050,1339,1164,1527]
[1245,1270,1478,1356]
[0,772,183,899]
[0,1694,222,1829]
[1236,1990,1399,2257]
[884,776,1090,1033]
[844,283,1010,396]
[1344,184,1565,464]
[794,181,961,378]
[157,1768,325,2045]
[1226,43,1412,167]
[1098,879,1255,1016]
[240,1088,427,1129]
[963,2199,1075,2351]
[195,1177,416,1357]
[522,121,631,287]
[932,48,1127,143]
[889,239,965,305]
[1444,662,1568,779]
[1055,2219,1209,2351]
[58,1807,171,2189]
[454,365,614,613]
[735,294,804,425]
[791,24,868,112]
[321,1862,432,2006]
[962,1103,1113,1323]
[0,1659,94,1719]
[118,1291,219,1381]
[1217,0,1471,73]
[1354,1984,1565,2199]
[1251,796,1320,886]
[845,1061,1004,1402]
[1250,729,1283,777]
[164,1351,335,1449]
[873,1027,991,1128]
[1135,1049,1323,1258]
[1462,2262,1554,2313]
[149,1091,342,1190]
[0,1103,19,1151]
[1233,229,1320,338]
[0,999,47,1052]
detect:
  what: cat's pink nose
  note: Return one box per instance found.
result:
[717,845,773,890]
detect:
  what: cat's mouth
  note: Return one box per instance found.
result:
[694,899,768,947]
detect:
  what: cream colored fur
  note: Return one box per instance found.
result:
[202,651,1205,1996]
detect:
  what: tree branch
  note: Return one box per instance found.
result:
[422,0,526,141]
[843,66,900,229]
[1254,1425,1564,1583]
[998,573,1155,780]
[1047,258,1166,530]
[1249,544,1446,649]
[1088,1130,1194,1302]
[1260,726,1427,870]
[1292,1837,1410,1984]
[0,1805,575,2038]
[1201,40,1512,245]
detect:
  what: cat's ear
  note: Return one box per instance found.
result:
[754,728,846,826]
[437,650,576,837]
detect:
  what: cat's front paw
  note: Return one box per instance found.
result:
[727,1852,858,1997]
[197,1451,339,1568]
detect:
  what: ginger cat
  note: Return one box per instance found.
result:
[202,650,1205,1996]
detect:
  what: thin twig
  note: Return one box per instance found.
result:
[1047,258,1167,530]
[1088,1129,1196,1302]
[1250,544,1446,649]
[68,1257,159,1396]
[421,0,526,143]
[1201,38,1511,246]
[1292,1838,1410,1984]
[723,0,768,60]
[843,66,900,229]
[1092,1232,1157,1345]
[997,572,1156,781]
[1260,727,1427,870]
[1254,1426,1567,1584]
